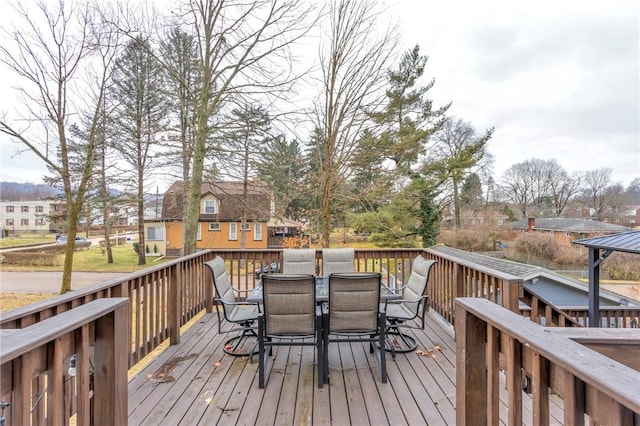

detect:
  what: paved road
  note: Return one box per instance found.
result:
[0,272,127,293]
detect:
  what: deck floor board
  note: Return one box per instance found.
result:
[127,309,563,425]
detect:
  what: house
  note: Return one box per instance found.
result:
[0,199,65,235]
[509,217,632,245]
[145,181,273,256]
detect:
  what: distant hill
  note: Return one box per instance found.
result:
[0,181,61,201]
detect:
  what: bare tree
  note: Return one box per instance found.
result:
[313,0,399,246]
[546,164,581,216]
[0,0,117,293]
[581,167,622,220]
[176,0,315,255]
[501,158,570,218]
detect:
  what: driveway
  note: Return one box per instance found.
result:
[0,271,127,293]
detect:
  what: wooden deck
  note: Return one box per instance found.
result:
[127,310,563,425]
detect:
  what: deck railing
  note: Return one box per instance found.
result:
[1,247,637,423]
[0,299,129,425]
[455,298,640,425]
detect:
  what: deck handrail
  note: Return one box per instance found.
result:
[455,297,640,425]
[1,248,637,423]
[0,298,129,425]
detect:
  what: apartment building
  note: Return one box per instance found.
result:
[0,200,65,234]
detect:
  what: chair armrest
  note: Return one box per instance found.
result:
[214,297,259,307]
[232,287,254,294]
[387,294,428,305]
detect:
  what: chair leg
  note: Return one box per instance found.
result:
[316,315,324,389]
[378,316,387,383]
[258,317,266,388]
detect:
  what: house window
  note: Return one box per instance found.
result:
[196,223,202,240]
[147,226,164,240]
[21,219,29,226]
[254,223,262,240]
[204,200,216,214]
[5,206,14,213]
[243,222,251,231]
[35,218,44,226]
[21,205,29,213]
[6,219,13,226]
[229,223,237,240]
[35,205,44,213]
[208,222,220,231]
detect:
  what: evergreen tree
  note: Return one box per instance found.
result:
[110,37,168,265]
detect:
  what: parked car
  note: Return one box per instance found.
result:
[56,235,92,248]
[254,262,279,279]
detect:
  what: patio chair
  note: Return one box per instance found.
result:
[282,249,317,275]
[205,256,261,357]
[258,274,324,388]
[323,272,387,384]
[384,256,436,355]
[321,248,355,277]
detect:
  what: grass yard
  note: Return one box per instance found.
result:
[1,244,169,312]
[1,244,167,272]
[0,233,55,248]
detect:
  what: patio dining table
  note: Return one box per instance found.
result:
[246,276,399,304]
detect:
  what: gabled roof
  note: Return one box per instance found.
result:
[510,217,631,233]
[573,230,640,255]
[161,181,271,221]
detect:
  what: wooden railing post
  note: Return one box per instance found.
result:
[455,300,487,426]
[455,263,465,299]
[94,302,128,426]
[503,279,523,313]
[169,263,182,345]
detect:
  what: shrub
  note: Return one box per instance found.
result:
[511,233,559,259]
[604,252,640,280]
[133,242,140,254]
[0,252,61,266]
[153,243,158,253]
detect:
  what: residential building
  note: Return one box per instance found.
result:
[509,217,631,245]
[0,199,65,235]
[146,181,273,256]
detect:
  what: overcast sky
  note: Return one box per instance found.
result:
[1,0,638,190]
[393,0,639,187]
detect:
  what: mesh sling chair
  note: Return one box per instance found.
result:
[205,256,261,357]
[323,272,387,384]
[321,248,355,277]
[258,274,324,388]
[282,249,317,275]
[384,256,436,355]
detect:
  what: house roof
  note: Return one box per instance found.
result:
[573,230,640,255]
[161,181,271,221]
[510,217,631,233]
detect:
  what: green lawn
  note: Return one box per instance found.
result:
[1,244,168,272]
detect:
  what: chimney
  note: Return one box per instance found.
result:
[527,217,535,232]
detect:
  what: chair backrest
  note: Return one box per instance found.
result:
[205,256,236,317]
[328,272,381,333]
[282,249,316,275]
[402,256,437,315]
[261,274,316,336]
[321,248,355,277]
